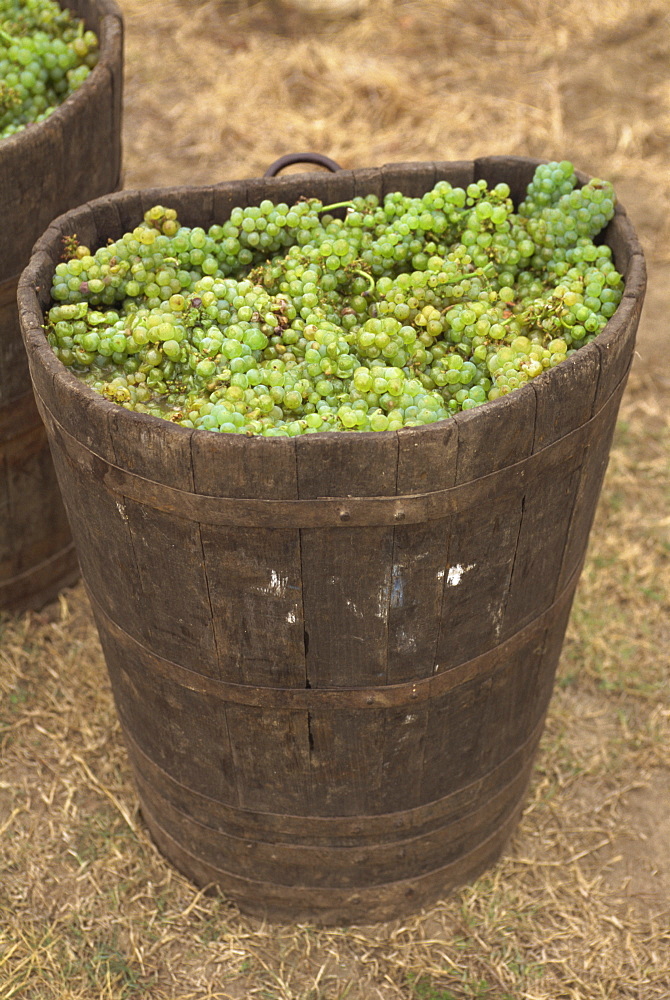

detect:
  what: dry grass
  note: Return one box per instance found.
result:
[1,390,668,998]
[120,0,670,247]
[2,0,670,997]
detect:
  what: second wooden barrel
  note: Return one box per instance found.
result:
[0,0,123,612]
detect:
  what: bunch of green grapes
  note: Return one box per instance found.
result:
[46,162,624,437]
[0,0,98,139]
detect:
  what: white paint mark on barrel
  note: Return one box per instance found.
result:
[258,570,288,596]
[446,563,476,586]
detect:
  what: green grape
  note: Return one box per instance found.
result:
[0,0,99,139]
[46,163,623,436]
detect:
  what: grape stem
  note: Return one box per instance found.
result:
[320,200,355,213]
[350,269,375,294]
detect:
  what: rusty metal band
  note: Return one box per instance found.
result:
[124,713,543,843]
[39,366,628,530]
[88,559,579,710]
[135,753,529,871]
[139,790,523,908]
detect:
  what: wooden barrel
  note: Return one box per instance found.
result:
[18,158,646,923]
[0,0,123,613]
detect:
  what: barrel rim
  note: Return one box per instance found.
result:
[17,156,647,451]
[0,0,123,157]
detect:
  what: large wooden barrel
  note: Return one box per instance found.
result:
[18,158,646,923]
[0,0,123,613]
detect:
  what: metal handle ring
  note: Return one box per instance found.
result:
[264,152,343,177]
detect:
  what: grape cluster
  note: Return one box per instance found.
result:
[46,162,624,436]
[517,159,577,216]
[0,0,98,139]
[520,174,617,280]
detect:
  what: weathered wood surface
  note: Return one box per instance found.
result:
[121,710,545,846]
[17,158,646,922]
[0,0,123,612]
